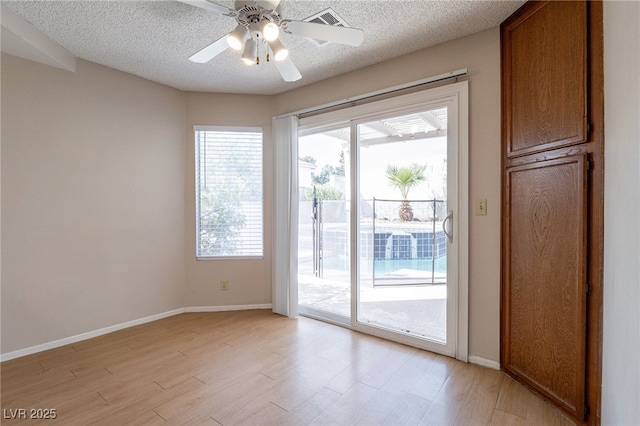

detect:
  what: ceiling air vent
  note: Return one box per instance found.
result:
[302,8,351,46]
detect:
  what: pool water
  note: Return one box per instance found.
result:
[317,256,447,276]
[373,257,447,275]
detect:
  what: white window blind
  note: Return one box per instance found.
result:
[195,126,263,259]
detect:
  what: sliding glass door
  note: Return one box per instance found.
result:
[297,126,351,320]
[296,83,467,358]
[355,108,449,343]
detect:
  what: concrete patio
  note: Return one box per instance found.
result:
[298,274,447,343]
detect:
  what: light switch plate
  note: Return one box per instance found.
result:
[475,199,487,216]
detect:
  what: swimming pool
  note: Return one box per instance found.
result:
[373,257,447,275]
[314,256,447,281]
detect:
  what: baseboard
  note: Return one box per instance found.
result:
[1,304,273,362]
[468,355,501,370]
[185,304,272,312]
[0,308,185,362]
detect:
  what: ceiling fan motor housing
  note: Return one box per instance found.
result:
[235,1,281,28]
[235,3,283,50]
[234,0,281,12]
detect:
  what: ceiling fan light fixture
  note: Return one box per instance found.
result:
[269,39,289,61]
[262,22,280,41]
[227,25,248,51]
[241,37,258,65]
[179,0,364,82]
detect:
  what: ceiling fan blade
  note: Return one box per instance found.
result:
[273,56,302,82]
[189,35,230,63]
[176,0,236,16]
[282,20,364,47]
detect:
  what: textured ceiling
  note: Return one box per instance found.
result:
[2,0,525,95]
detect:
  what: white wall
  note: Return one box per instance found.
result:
[602,2,640,424]
[1,55,187,354]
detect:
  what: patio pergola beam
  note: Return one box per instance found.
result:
[360,129,447,147]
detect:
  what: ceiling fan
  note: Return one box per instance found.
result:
[177,0,365,82]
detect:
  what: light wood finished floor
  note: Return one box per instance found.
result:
[1,310,575,425]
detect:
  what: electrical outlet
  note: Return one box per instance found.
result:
[475,199,487,216]
[220,280,229,291]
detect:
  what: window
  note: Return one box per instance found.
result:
[195,126,263,259]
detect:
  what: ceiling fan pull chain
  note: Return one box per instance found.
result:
[256,40,261,65]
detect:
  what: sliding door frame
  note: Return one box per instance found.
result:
[297,82,469,360]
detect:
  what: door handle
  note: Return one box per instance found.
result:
[442,210,453,243]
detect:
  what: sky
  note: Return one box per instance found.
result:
[299,132,447,201]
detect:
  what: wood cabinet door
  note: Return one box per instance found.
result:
[503,155,588,420]
[501,0,603,423]
[502,0,588,158]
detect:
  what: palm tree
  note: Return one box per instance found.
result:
[386,163,427,221]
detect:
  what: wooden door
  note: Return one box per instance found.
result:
[501,1,604,423]
[502,1,588,157]
[503,156,588,419]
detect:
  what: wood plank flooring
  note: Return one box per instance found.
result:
[1,310,575,425]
